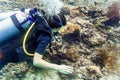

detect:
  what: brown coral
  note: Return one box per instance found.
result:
[92,44,120,73]
[64,47,80,62]
[86,66,103,78]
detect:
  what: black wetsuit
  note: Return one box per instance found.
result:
[0,17,52,69]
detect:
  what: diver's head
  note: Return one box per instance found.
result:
[49,14,66,29]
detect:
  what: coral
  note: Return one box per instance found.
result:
[106,2,120,19]
[59,5,107,47]
[76,18,91,26]
[107,27,120,44]
[70,7,80,17]
[80,27,107,47]
[86,66,103,78]
[64,46,80,62]
[88,10,103,18]
[104,1,120,26]
[0,62,28,79]
[59,23,81,35]
[1,62,28,74]
[59,18,107,46]
[70,6,87,18]
[48,43,80,63]
[59,23,81,43]
[1,0,120,80]
[92,44,120,74]
[25,67,62,80]
[88,32,107,45]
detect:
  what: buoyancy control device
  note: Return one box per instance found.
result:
[0,8,35,44]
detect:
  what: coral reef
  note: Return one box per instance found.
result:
[1,0,120,80]
[0,62,28,79]
[59,16,107,47]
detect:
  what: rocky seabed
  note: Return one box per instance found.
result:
[0,0,120,80]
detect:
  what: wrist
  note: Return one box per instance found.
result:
[53,64,61,71]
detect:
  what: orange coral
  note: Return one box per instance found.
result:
[59,23,81,43]
[59,23,81,35]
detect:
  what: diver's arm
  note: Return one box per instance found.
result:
[33,52,73,74]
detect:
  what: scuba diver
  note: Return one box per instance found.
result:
[0,8,73,74]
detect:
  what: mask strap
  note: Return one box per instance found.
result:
[52,15,63,26]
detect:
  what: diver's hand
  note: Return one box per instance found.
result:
[57,65,74,74]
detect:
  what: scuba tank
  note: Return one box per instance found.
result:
[0,8,44,57]
[0,9,30,21]
[0,10,24,21]
[0,9,34,44]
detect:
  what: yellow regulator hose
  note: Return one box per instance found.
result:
[23,22,35,56]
